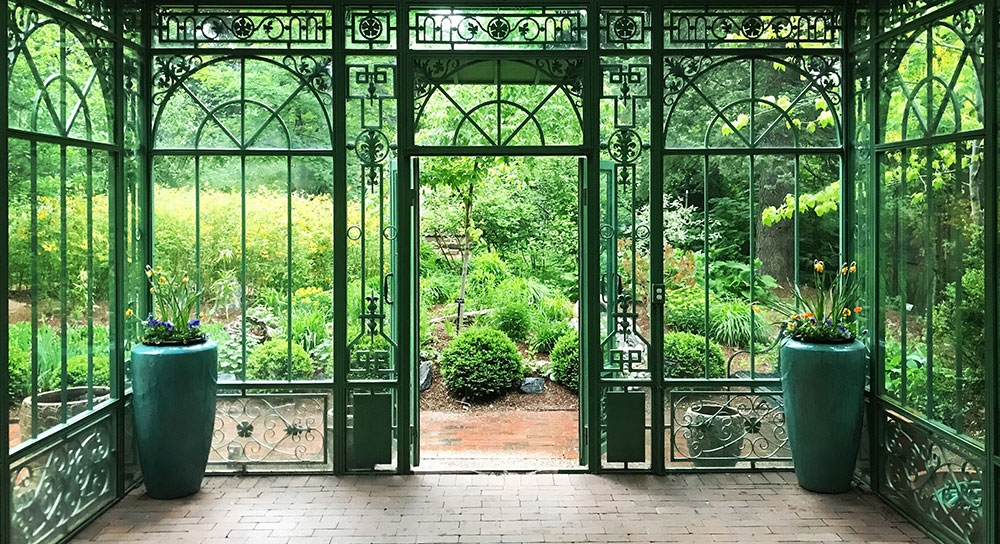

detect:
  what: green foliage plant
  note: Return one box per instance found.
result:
[664,332,726,379]
[438,327,523,400]
[137,264,205,345]
[489,302,531,343]
[665,287,712,336]
[8,347,31,406]
[710,300,771,348]
[65,354,111,387]
[774,259,862,343]
[246,339,314,381]
[549,329,580,390]
[531,320,570,354]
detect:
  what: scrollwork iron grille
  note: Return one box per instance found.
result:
[669,392,790,466]
[600,8,652,50]
[10,418,115,544]
[209,394,330,471]
[154,7,333,48]
[346,8,396,50]
[410,9,586,50]
[665,9,842,49]
[882,411,984,543]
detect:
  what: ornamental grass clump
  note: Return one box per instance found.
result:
[775,259,863,343]
[133,264,206,345]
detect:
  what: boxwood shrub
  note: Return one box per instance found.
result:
[439,327,523,400]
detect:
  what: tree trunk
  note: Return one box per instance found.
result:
[756,169,795,283]
[456,181,474,332]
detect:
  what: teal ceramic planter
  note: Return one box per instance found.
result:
[131,340,218,499]
[780,338,866,493]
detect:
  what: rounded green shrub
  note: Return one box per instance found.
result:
[665,287,711,336]
[549,329,580,390]
[489,302,531,343]
[66,354,111,387]
[439,327,523,400]
[246,339,314,381]
[664,331,726,379]
[8,347,30,406]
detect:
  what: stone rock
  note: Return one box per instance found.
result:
[520,377,545,394]
[419,361,433,392]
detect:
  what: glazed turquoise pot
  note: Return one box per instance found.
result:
[131,340,218,499]
[780,338,866,493]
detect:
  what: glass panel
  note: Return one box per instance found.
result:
[413,59,584,148]
[879,0,953,34]
[8,9,112,143]
[879,7,985,144]
[878,143,985,440]
[409,8,587,51]
[8,139,113,447]
[152,55,334,151]
[664,55,841,150]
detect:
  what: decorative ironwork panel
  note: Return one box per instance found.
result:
[412,58,584,147]
[670,392,790,465]
[346,57,398,380]
[8,6,113,143]
[879,0,952,33]
[599,57,650,382]
[346,7,397,50]
[664,9,842,49]
[410,8,586,50]
[154,6,334,48]
[210,394,329,470]
[878,6,984,144]
[10,417,115,544]
[600,8,651,50]
[882,411,984,543]
[852,0,872,44]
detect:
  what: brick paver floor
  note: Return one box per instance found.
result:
[72,472,933,544]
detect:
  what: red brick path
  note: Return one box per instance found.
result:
[420,410,578,459]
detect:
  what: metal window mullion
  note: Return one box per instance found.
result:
[86,148,95,401]
[331,0,349,474]
[649,9,665,475]
[286,155,294,380]
[983,1,999,542]
[29,140,40,438]
[0,0,7,533]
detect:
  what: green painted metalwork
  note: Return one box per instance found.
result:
[409,8,587,50]
[6,3,1000,544]
[10,417,115,544]
[605,391,644,462]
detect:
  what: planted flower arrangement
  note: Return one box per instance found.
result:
[130,264,218,499]
[775,259,867,493]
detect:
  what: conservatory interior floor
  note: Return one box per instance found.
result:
[71,472,933,544]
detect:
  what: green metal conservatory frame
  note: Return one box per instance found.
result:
[1,1,998,543]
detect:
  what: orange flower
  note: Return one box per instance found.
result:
[854,306,863,313]
[158,276,167,284]
[804,312,814,318]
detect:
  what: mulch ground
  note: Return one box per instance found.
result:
[419,363,579,413]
